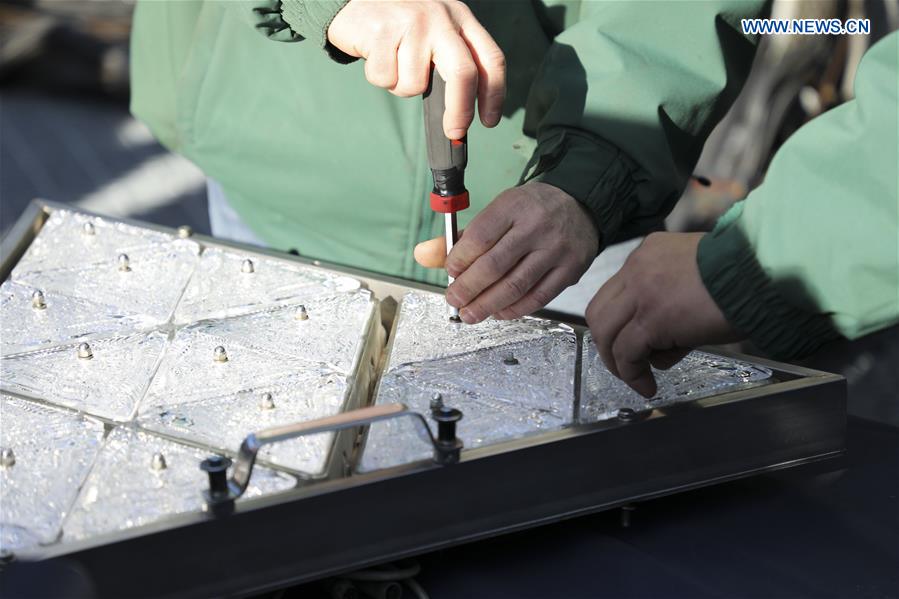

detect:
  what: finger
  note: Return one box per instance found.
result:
[458,18,505,126]
[444,203,513,278]
[446,229,530,309]
[363,39,399,89]
[457,252,551,324]
[391,33,430,97]
[432,35,478,139]
[586,278,633,379]
[414,236,448,268]
[649,348,689,371]
[612,320,658,398]
[494,267,572,320]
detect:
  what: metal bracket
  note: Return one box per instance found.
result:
[200,402,464,515]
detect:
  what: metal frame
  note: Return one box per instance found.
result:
[1,201,846,598]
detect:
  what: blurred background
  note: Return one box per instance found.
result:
[0,0,896,426]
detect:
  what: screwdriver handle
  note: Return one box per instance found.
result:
[423,69,469,214]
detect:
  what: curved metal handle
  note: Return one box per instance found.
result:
[202,403,464,513]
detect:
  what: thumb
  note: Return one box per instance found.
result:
[414,236,448,268]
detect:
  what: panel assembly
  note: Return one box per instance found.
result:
[0,202,846,597]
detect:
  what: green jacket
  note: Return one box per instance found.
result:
[130,0,761,283]
[698,31,899,359]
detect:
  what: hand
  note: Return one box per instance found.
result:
[414,182,599,323]
[327,0,506,139]
[586,232,741,398]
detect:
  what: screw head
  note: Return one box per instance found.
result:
[151,452,167,471]
[449,315,462,323]
[177,225,193,238]
[241,259,255,274]
[429,393,444,411]
[431,405,463,423]
[82,222,95,236]
[617,408,636,422]
[213,346,228,363]
[502,352,519,366]
[117,253,131,272]
[0,448,15,468]
[200,454,232,474]
[295,305,309,321]
[31,289,47,310]
[259,392,275,410]
[77,342,93,360]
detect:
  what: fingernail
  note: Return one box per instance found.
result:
[460,308,478,324]
[485,111,501,126]
[445,289,461,308]
[447,128,466,140]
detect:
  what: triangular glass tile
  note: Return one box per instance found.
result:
[385,291,554,371]
[1,281,151,356]
[360,325,576,472]
[137,374,348,476]
[579,332,774,423]
[0,332,168,421]
[173,247,360,323]
[61,427,295,543]
[12,210,177,277]
[15,239,199,325]
[0,395,105,555]
[197,290,376,372]
[139,324,331,411]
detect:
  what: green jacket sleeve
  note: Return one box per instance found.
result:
[235,0,354,62]
[522,0,764,248]
[697,32,899,360]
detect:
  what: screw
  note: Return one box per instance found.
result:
[617,408,636,422]
[213,346,229,363]
[241,259,255,274]
[502,351,519,366]
[0,448,15,468]
[260,392,275,410]
[31,289,47,310]
[200,455,232,497]
[429,393,444,411]
[151,452,167,471]
[177,225,193,238]
[295,305,309,321]
[82,222,95,236]
[117,253,131,272]
[449,315,462,323]
[432,405,463,443]
[77,342,93,360]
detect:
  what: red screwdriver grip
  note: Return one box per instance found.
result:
[430,191,469,214]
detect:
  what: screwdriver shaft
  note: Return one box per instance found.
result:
[444,212,460,320]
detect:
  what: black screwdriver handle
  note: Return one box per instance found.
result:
[423,69,468,207]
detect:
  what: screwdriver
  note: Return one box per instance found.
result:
[423,69,469,322]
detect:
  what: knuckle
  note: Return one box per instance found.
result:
[449,61,478,82]
[528,287,553,308]
[502,276,528,298]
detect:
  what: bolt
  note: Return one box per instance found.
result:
[241,259,255,274]
[77,342,93,360]
[502,351,519,366]
[295,305,309,321]
[432,405,463,443]
[617,408,636,422]
[117,253,131,272]
[200,455,232,497]
[429,393,444,411]
[82,222,95,236]
[620,504,636,528]
[151,452,167,471]
[449,315,462,323]
[260,392,275,410]
[0,448,15,468]
[177,225,193,238]
[213,346,228,363]
[31,289,47,310]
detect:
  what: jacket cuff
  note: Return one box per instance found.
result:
[697,203,841,360]
[279,0,357,63]
[521,129,639,251]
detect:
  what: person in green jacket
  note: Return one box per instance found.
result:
[580,32,898,397]
[130,0,763,319]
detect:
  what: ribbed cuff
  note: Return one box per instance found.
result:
[697,203,841,360]
[521,129,639,252]
[280,0,357,63]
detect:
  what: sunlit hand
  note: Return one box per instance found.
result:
[414,182,599,323]
[586,232,741,398]
[327,0,506,139]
